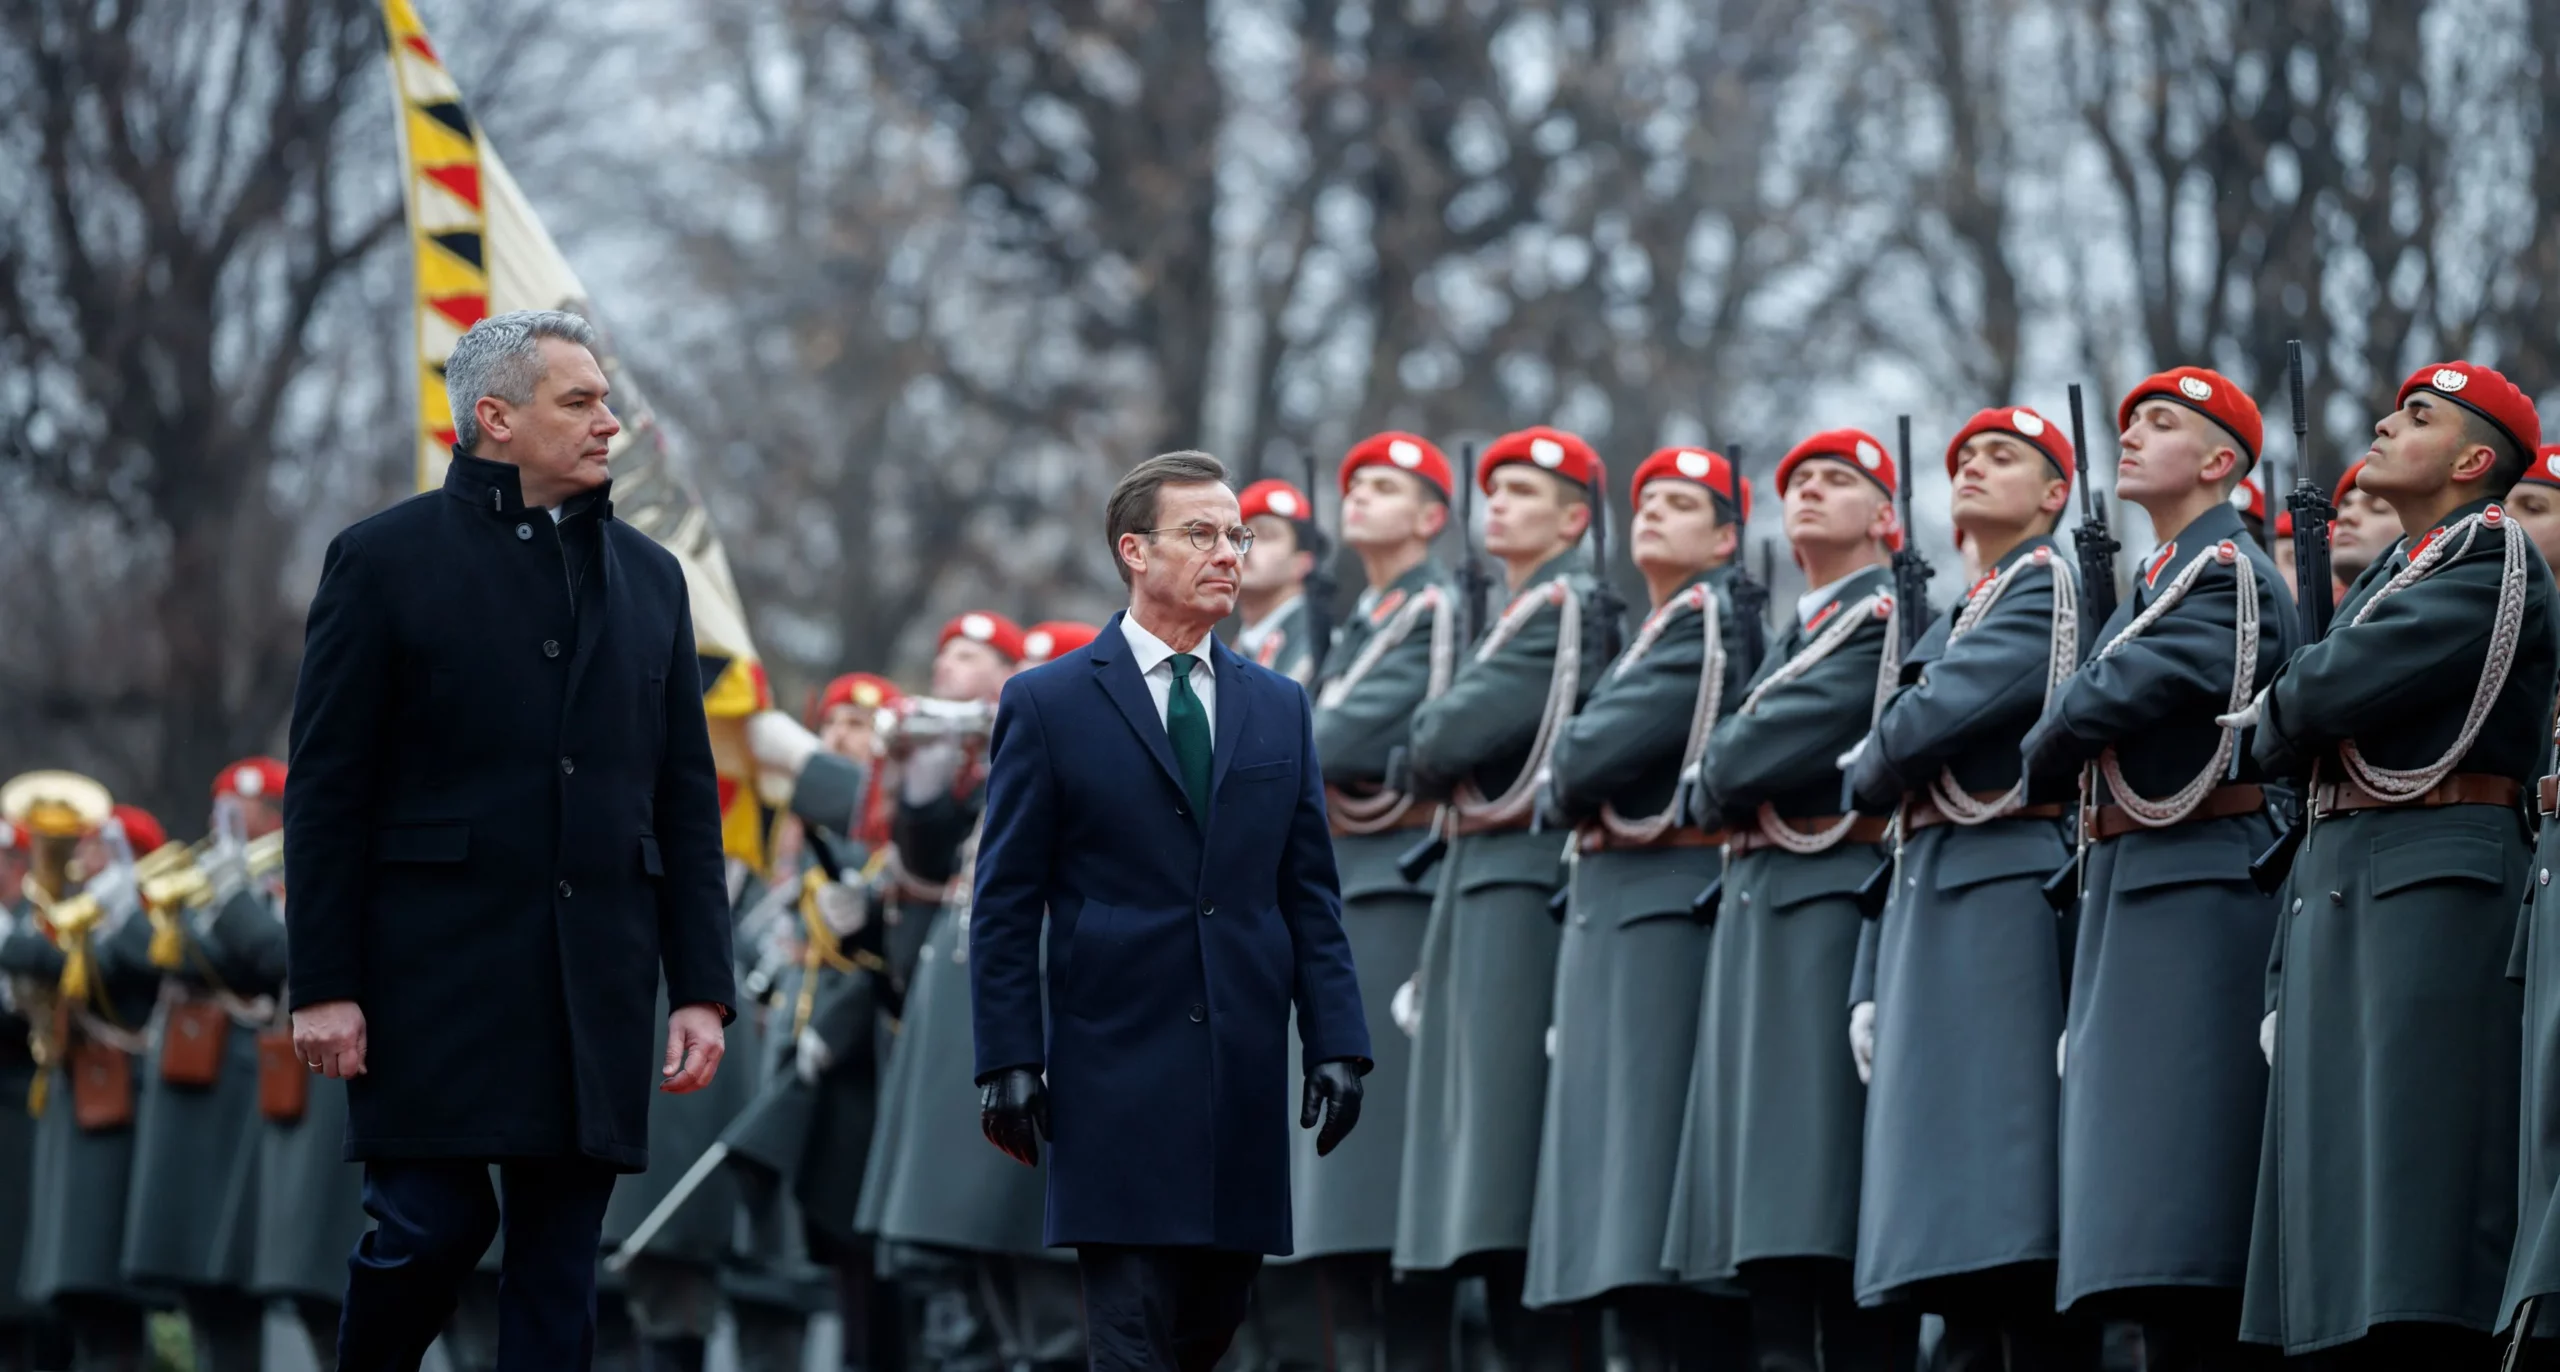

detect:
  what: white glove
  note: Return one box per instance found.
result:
[2056,1031,2067,1079]
[2259,1011,2277,1067]
[747,709,823,805]
[1834,734,1873,774]
[1849,1001,1876,1085]
[1544,1025,1558,1061]
[813,881,868,938]
[901,739,965,804]
[795,1028,834,1085]
[2216,686,2269,732]
[1391,978,1421,1038]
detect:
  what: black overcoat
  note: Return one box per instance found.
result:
[283,451,735,1171]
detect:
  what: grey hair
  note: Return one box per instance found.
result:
[445,309,599,452]
[1106,450,1230,585]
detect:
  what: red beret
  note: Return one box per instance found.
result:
[1340,432,1454,499]
[1479,426,1604,494]
[2230,476,2267,524]
[2335,459,2368,506]
[938,611,1025,663]
[1632,447,1751,522]
[2398,361,2543,467]
[1238,479,1313,525]
[112,805,166,856]
[1021,621,1101,665]
[2519,446,2560,492]
[2119,366,2265,465]
[212,757,287,802]
[1776,428,1897,500]
[1946,406,2074,488]
[816,673,903,718]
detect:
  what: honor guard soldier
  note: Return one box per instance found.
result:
[1263,433,1460,1372]
[2241,362,2556,1368]
[1394,426,1612,1362]
[1525,446,1757,1363]
[1669,430,1914,1371]
[1846,405,2095,1367]
[2018,369,2300,1368]
[2507,445,2560,1365]
[1022,621,1102,668]
[1235,479,1325,685]
[855,613,1083,1372]
[123,758,305,1372]
[2326,457,2403,597]
[0,778,163,1368]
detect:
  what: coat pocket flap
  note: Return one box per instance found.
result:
[1759,853,1876,912]
[1229,758,1296,784]
[373,823,470,864]
[2113,825,2260,894]
[1607,860,1721,926]
[2369,832,2507,898]
[1934,824,2067,894]
[639,834,665,877]
[1458,833,1571,894]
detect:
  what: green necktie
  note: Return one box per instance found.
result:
[1166,652,1213,823]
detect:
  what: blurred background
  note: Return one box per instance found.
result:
[5,0,2557,826]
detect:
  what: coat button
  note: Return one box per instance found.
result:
[1200,901,1215,917]
[516,523,533,541]
[1188,1004,1206,1024]
[557,880,573,899]
[2328,890,2344,904]
[560,756,575,775]
[543,639,561,659]
[2290,898,2303,914]
[1739,891,1753,907]
[2543,869,2552,888]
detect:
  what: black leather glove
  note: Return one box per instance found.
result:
[1300,1058,1367,1157]
[978,1066,1048,1168]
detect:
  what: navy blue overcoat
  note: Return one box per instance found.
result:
[970,613,1369,1254]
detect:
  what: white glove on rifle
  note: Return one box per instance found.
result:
[1849,1001,1876,1086]
[813,881,868,938]
[795,1028,834,1085]
[2259,1011,2277,1067]
[1391,978,1421,1039]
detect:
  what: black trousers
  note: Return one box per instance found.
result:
[1916,1263,2099,1372]
[1742,1259,1916,1372]
[338,1157,618,1372]
[1079,1245,1263,1372]
[2294,1321,2501,1371]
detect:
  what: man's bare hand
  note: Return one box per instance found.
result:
[662,1004,726,1094]
[292,1000,368,1080]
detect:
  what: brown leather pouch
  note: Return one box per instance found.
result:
[257,1027,307,1123]
[70,1043,133,1132]
[158,1000,228,1087]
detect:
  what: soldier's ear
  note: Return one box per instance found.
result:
[1417,500,1449,540]
[2039,478,2071,517]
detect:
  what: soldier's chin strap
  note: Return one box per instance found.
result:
[2094,540,2263,828]
[1929,548,2079,825]
[2333,506,2530,803]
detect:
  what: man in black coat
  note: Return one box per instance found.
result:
[283,308,736,1372]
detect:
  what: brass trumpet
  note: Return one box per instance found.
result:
[874,697,996,752]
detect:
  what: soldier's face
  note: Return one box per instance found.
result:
[2117,400,2242,506]
[1632,481,1734,577]
[1239,515,1306,595]
[1483,468,1589,562]
[1950,434,2068,534]
[1340,470,1446,550]
[932,639,1012,703]
[819,704,879,761]
[2506,485,2560,572]
[1121,481,1244,625]
[235,797,282,841]
[478,337,620,504]
[2330,486,2403,574]
[1782,460,1892,555]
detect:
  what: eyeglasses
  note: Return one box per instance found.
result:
[1136,524,1255,555]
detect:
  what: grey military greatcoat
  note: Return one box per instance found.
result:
[1394,549,1606,1274]
[2019,502,2298,1313]
[1667,563,1895,1284]
[2240,497,2556,1352]
[1526,566,1750,1308]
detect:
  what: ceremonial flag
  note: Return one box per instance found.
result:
[384,0,778,869]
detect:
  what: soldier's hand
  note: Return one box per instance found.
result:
[980,1066,1048,1168]
[2259,1011,2278,1067]
[1301,1058,1366,1157]
[292,1000,368,1080]
[1390,978,1422,1038]
[1849,1001,1876,1085]
[662,1003,726,1094]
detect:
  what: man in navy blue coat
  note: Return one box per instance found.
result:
[971,450,1373,1371]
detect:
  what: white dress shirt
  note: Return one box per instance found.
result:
[1796,569,1862,627]
[1235,594,1303,663]
[1119,612,1219,733]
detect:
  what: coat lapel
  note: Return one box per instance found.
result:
[1207,635,1253,821]
[1090,613,1186,801]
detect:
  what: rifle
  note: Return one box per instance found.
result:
[2067,383,2121,648]
[1727,446,1771,680]
[1855,416,1936,918]
[1299,447,1336,683]
[1586,465,1627,664]
[2251,339,2334,891]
